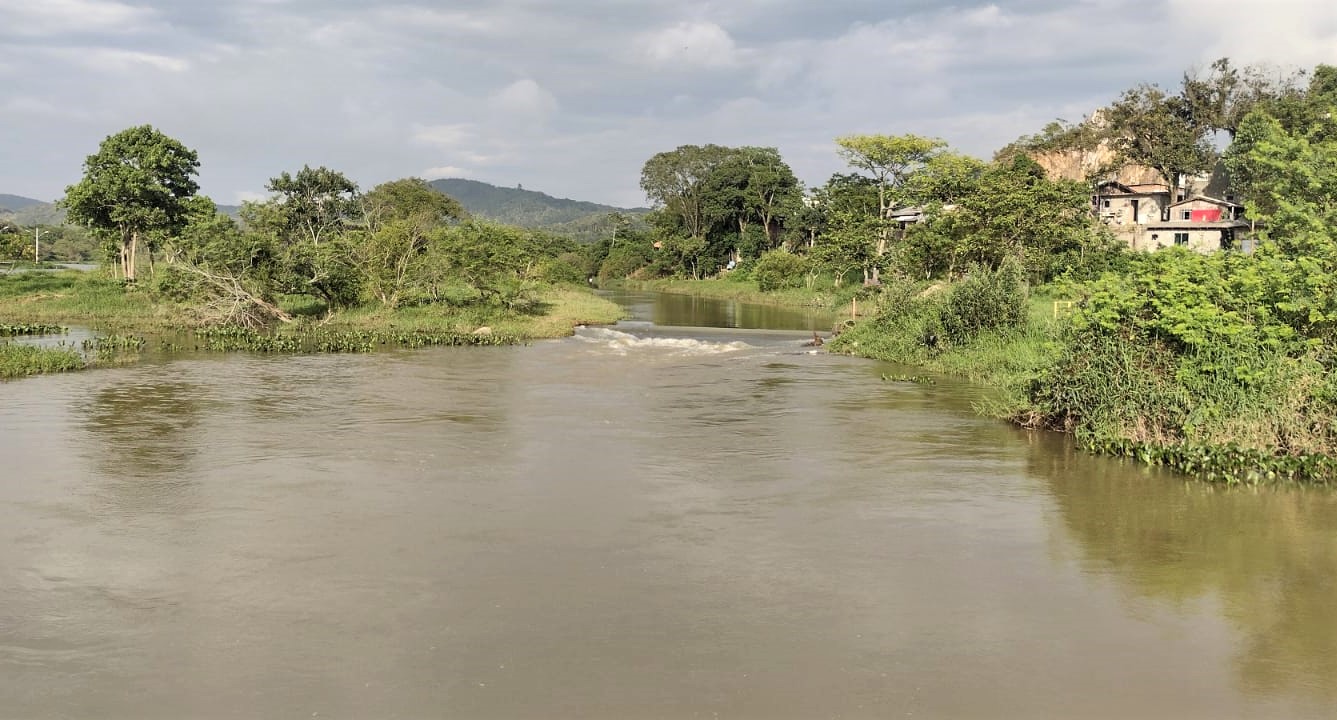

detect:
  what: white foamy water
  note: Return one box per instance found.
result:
[574,326,754,356]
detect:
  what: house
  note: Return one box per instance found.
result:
[1091,177,1254,253]
[1138,196,1249,252]
[1092,180,1171,229]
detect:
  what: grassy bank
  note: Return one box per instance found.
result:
[830,255,1337,485]
[0,343,85,379]
[0,271,624,378]
[0,271,622,340]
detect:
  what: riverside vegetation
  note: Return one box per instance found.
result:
[1,130,623,379]
[590,59,1337,485]
[10,60,1337,484]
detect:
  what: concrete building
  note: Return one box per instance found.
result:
[1091,177,1253,253]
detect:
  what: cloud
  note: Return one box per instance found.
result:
[4,0,1337,209]
[640,21,739,68]
[233,190,270,204]
[421,165,474,179]
[488,79,558,119]
[411,123,474,150]
[1166,0,1337,67]
[0,0,159,36]
[49,47,191,73]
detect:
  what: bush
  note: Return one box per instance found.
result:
[539,252,589,285]
[753,249,808,291]
[939,258,1028,344]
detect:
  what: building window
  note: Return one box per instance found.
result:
[1103,199,1110,208]
[1180,210,1192,220]
[1174,232,1189,246]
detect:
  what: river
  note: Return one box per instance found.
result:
[1,292,1334,719]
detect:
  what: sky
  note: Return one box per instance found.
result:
[1,0,1335,208]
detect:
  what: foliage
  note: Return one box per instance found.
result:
[1180,57,1309,139]
[0,323,66,336]
[1223,75,1337,255]
[994,119,1105,160]
[752,249,809,291]
[62,125,200,281]
[939,259,1028,345]
[0,343,84,378]
[1026,249,1337,473]
[1104,84,1214,194]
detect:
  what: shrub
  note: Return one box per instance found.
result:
[939,258,1028,345]
[753,249,808,291]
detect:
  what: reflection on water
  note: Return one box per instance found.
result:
[1031,432,1337,702]
[0,292,1334,719]
[603,289,836,331]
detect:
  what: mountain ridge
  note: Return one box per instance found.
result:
[1,179,647,242]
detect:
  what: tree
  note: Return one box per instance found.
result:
[809,174,881,285]
[251,166,363,309]
[1224,107,1337,256]
[265,165,360,245]
[1104,85,1214,201]
[835,134,946,282]
[63,125,200,281]
[1181,58,1309,139]
[950,155,1098,281]
[358,178,468,307]
[639,144,735,241]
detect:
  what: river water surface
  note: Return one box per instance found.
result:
[1,292,1335,719]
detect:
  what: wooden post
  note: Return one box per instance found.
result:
[851,298,857,319]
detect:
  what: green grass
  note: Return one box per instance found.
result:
[0,343,85,379]
[0,271,185,330]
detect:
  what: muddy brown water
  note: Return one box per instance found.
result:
[1,292,1334,719]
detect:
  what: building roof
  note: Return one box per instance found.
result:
[1167,194,1243,209]
[1094,180,1170,197]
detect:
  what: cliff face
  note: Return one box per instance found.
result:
[1031,145,1162,186]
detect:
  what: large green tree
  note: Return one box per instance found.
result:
[834,134,946,282]
[63,125,200,281]
[358,178,468,307]
[639,144,735,241]
[1180,58,1307,139]
[1104,85,1214,200]
[250,165,363,308]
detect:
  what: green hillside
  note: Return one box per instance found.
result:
[0,194,49,212]
[0,195,65,226]
[2,179,645,243]
[429,178,647,242]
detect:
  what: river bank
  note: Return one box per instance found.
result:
[0,270,624,379]
[626,272,1337,486]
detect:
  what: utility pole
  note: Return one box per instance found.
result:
[34,226,48,264]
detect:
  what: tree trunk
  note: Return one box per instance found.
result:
[128,231,139,281]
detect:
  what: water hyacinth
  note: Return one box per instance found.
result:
[0,323,67,336]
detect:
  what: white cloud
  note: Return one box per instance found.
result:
[0,0,159,35]
[488,79,558,119]
[7,0,1337,208]
[411,123,474,149]
[1166,0,1337,67]
[47,47,190,73]
[640,21,739,68]
[421,165,474,179]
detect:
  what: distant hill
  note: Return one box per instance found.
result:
[2,179,644,243]
[0,193,48,212]
[0,195,65,226]
[429,178,647,242]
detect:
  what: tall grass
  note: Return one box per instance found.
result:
[0,344,84,378]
